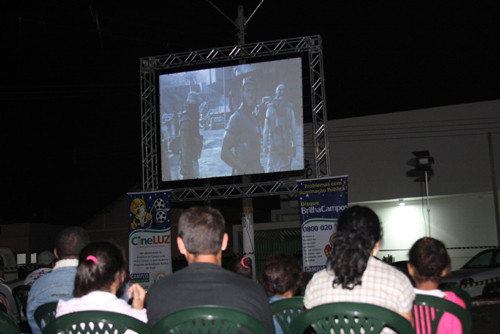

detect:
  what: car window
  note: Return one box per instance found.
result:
[465,251,493,268]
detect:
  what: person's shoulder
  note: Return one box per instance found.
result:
[25,267,51,279]
[0,280,10,291]
[310,268,330,279]
[377,261,415,295]
[228,110,243,122]
[148,269,184,291]
[217,267,258,287]
[305,268,331,288]
[443,291,467,308]
[371,257,410,281]
[224,272,268,298]
[30,269,51,288]
[33,266,76,286]
[225,111,244,132]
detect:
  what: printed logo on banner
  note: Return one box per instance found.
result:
[298,176,348,274]
[127,190,172,290]
[129,194,170,232]
[130,273,150,283]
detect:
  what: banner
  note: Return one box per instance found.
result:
[127,190,172,290]
[298,175,348,274]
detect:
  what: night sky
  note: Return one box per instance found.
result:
[2,1,500,225]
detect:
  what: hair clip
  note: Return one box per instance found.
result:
[86,255,98,264]
[241,257,249,269]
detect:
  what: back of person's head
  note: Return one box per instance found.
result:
[38,250,56,267]
[178,206,225,255]
[73,241,127,298]
[328,205,382,290]
[408,237,450,284]
[229,256,253,279]
[55,226,90,259]
[260,253,303,297]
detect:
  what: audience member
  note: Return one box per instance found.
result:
[0,256,18,317]
[146,206,275,333]
[24,250,56,286]
[27,226,90,334]
[303,205,415,326]
[228,256,253,279]
[56,241,147,322]
[408,237,465,334]
[260,253,303,334]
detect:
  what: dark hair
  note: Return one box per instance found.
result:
[260,253,303,297]
[409,237,450,284]
[229,256,253,279]
[178,206,226,255]
[55,226,90,258]
[327,205,382,290]
[73,241,127,298]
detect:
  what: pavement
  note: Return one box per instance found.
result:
[470,298,500,334]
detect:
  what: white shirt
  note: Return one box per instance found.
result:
[56,290,147,323]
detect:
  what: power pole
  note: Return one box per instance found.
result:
[236,5,255,280]
[205,1,265,280]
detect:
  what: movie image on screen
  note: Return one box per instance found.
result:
[159,57,304,181]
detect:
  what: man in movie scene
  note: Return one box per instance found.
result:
[220,76,264,175]
[179,91,203,179]
[146,206,275,333]
[263,83,297,173]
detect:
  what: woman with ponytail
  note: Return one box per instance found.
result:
[303,205,415,324]
[55,241,147,323]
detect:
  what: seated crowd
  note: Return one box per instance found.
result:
[20,205,466,333]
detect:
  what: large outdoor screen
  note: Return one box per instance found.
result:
[159,57,304,182]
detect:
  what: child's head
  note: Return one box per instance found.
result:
[260,253,303,297]
[229,256,253,279]
[408,237,450,285]
[73,241,127,297]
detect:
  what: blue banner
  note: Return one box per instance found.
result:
[127,190,172,290]
[298,176,348,273]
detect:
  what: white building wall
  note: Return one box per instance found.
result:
[319,99,500,269]
[328,99,500,202]
[356,192,498,269]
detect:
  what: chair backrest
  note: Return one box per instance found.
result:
[270,296,304,334]
[289,302,414,334]
[42,310,149,334]
[12,285,30,318]
[0,310,21,334]
[150,305,267,334]
[440,284,472,310]
[0,284,18,318]
[0,298,7,314]
[0,292,11,315]
[34,301,58,331]
[413,294,471,334]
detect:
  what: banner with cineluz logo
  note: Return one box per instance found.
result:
[127,190,172,290]
[298,175,348,274]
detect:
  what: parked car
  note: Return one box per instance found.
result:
[440,248,500,299]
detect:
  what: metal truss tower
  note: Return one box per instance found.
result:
[140,35,330,202]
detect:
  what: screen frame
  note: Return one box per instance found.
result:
[140,35,330,199]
